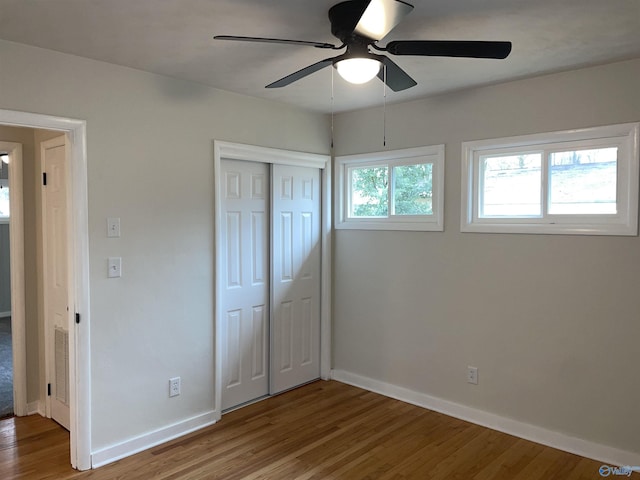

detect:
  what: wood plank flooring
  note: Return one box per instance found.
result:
[0,380,634,479]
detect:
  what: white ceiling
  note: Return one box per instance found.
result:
[0,0,639,113]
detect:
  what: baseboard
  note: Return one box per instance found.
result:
[0,311,10,318]
[26,401,42,416]
[91,410,218,468]
[331,369,640,468]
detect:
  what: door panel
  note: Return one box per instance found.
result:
[271,164,321,394]
[220,160,270,410]
[42,135,70,430]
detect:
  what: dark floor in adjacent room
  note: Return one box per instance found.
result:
[0,317,13,419]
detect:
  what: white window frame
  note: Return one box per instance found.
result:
[336,145,445,231]
[461,123,639,236]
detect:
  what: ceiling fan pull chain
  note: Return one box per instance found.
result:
[331,67,335,150]
[383,63,387,148]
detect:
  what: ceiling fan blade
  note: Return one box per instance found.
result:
[377,55,417,91]
[385,40,512,59]
[266,57,336,88]
[214,35,337,49]
[354,0,414,41]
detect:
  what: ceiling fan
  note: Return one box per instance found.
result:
[214,0,512,92]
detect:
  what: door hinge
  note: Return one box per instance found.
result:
[75,313,80,324]
[42,172,47,186]
[47,383,51,396]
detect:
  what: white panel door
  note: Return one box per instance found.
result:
[271,164,321,394]
[220,160,270,410]
[42,135,71,430]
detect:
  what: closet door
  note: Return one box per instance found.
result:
[271,164,321,394]
[220,160,270,410]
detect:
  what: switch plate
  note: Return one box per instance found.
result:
[107,257,122,278]
[169,377,181,397]
[467,366,478,385]
[107,217,121,238]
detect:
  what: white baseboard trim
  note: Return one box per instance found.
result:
[0,311,11,318]
[91,410,218,468]
[331,369,640,467]
[26,401,42,416]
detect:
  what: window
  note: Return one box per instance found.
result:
[0,185,8,221]
[336,145,444,231]
[0,154,8,222]
[462,123,639,235]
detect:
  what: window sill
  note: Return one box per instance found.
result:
[336,219,443,232]
[461,220,637,236]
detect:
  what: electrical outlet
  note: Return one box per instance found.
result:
[169,377,181,397]
[467,366,478,385]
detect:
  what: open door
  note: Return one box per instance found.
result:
[41,135,71,431]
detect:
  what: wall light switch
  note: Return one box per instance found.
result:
[108,257,122,278]
[107,217,121,238]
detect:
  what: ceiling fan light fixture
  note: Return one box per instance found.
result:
[336,57,380,84]
[0,154,9,165]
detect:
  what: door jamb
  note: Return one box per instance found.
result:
[213,141,331,420]
[0,109,91,471]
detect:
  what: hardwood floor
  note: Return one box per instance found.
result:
[0,381,634,479]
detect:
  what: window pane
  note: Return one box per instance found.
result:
[0,187,8,218]
[350,166,388,217]
[393,163,433,215]
[480,154,542,217]
[549,148,617,214]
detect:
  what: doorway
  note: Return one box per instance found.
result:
[214,142,331,417]
[0,109,90,471]
[0,133,72,429]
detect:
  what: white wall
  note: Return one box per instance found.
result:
[0,39,329,453]
[332,58,640,458]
